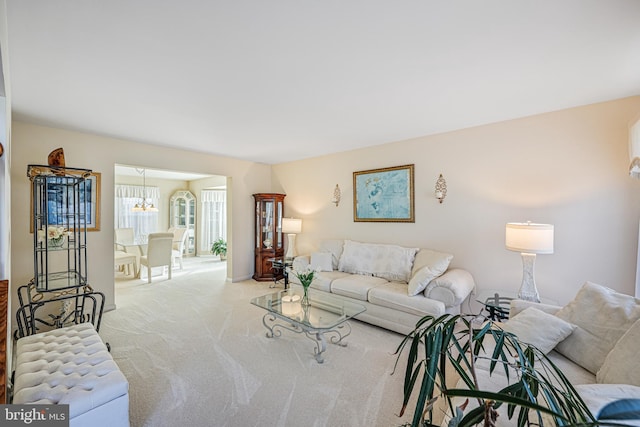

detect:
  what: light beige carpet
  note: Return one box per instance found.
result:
[103,258,421,427]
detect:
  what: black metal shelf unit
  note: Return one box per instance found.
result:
[15,165,104,338]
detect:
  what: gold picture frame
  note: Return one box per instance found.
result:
[353,164,415,222]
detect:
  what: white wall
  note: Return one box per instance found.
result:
[11,121,272,316]
[10,97,640,318]
[272,97,640,305]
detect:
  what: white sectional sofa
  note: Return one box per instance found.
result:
[448,281,640,426]
[289,239,476,335]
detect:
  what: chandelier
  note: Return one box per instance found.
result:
[132,168,158,212]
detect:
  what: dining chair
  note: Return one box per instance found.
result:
[169,227,188,269]
[114,228,135,251]
[115,250,138,277]
[139,232,173,283]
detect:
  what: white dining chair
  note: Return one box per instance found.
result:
[114,228,135,251]
[115,250,138,277]
[139,232,173,283]
[169,227,188,269]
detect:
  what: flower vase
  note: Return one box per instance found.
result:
[48,236,65,248]
[301,285,310,307]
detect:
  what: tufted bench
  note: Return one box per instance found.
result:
[12,323,129,427]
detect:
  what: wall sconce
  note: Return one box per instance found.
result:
[435,174,447,203]
[331,184,341,207]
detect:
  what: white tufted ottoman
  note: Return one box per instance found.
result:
[13,323,129,427]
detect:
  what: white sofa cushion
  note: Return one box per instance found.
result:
[310,252,333,272]
[318,239,345,270]
[338,240,418,283]
[554,281,640,374]
[290,270,349,292]
[368,281,446,317]
[407,249,453,296]
[597,318,640,386]
[411,248,453,277]
[500,307,576,354]
[330,274,388,302]
[510,299,561,317]
[575,384,640,424]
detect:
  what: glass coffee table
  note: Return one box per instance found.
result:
[251,289,366,363]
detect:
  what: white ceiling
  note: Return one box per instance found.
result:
[6,1,640,165]
[114,165,213,181]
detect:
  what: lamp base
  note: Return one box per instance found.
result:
[285,234,297,259]
[517,252,541,303]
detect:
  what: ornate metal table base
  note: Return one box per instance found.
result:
[262,313,352,363]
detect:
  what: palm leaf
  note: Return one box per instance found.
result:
[394,313,598,427]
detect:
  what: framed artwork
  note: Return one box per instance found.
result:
[81,172,101,231]
[353,164,415,222]
[30,171,101,232]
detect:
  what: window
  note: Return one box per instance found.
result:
[201,189,226,252]
[114,184,160,243]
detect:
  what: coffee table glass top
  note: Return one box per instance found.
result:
[251,290,366,330]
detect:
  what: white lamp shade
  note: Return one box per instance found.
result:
[282,218,302,234]
[630,118,640,178]
[505,222,554,254]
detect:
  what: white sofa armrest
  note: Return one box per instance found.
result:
[424,268,475,308]
[509,299,561,317]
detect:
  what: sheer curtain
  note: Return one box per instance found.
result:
[115,184,160,243]
[201,190,226,252]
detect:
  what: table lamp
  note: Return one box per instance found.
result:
[505,222,554,302]
[282,218,302,258]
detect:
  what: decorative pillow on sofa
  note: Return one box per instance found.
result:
[318,239,345,270]
[408,249,453,296]
[310,252,333,272]
[597,318,640,386]
[500,307,576,354]
[338,240,418,283]
[554,281,640,374]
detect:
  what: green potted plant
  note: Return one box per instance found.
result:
[211,238,227,260]
[393,314,612,427]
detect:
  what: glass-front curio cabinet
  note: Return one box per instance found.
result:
[170,190,196,256]
[253,193,285,281]
[15,165,105,338]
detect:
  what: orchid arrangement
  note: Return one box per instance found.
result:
[292,265,318,288]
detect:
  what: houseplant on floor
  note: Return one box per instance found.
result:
[393,314,616,427]
[211,238,227,260]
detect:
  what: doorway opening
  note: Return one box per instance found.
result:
[113,164,228,288]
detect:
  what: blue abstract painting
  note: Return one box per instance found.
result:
[353,164,414,222]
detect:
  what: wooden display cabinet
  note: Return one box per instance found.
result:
[253,193,285,281]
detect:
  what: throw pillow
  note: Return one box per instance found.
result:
[338,240,418,283]
[597,318,640,386]
[411,249,454,278]
[310,252,333,272]
[318,239,345,270]
[554,281,640,374]
[500,307,576,354]
[408,249,453,296]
